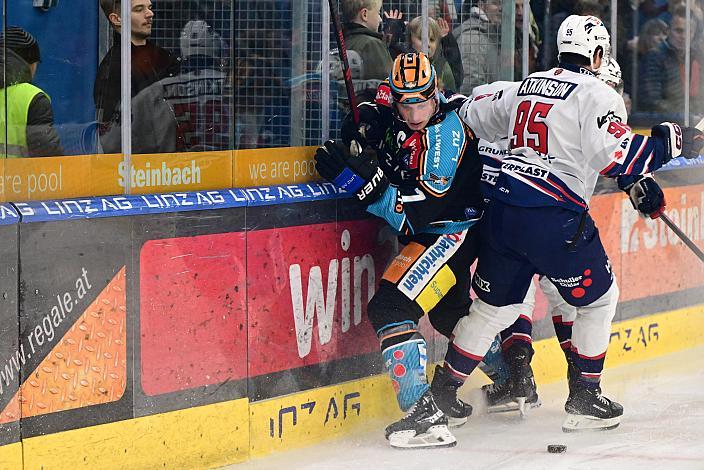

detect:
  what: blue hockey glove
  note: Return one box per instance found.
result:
[617,174,665,219]
[315,140,389,205]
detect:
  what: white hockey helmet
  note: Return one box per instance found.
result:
[557,15,611,67]
[180,20,225,60]
[598,57,623,93]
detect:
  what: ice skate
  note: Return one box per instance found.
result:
[385,389,457,449]
[481,380,541,415]
[431,365,473,428]
[482,343,541,415]
[562,383,623,432]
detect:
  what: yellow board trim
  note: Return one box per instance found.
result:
[0,146,324,202]
[233,146,320,187]
[21,398,249,469]
[0,441,22,469]
[4,304,704,468]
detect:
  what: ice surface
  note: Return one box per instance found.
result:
[233,346,704,470]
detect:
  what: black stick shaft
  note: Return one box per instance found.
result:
[660,213,704,263]
[327,0,359,124]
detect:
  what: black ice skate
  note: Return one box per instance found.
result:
[430,365,473,428]
[482,343,541,416]
[385,389,457,449]
[562,383,623,432]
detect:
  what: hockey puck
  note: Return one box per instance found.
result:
[547,444,567,454]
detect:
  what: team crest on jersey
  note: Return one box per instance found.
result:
[597,110,622,128]
[554,68,563,75]
[428,172,450,186]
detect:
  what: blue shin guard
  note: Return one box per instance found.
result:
[380,324,429,411]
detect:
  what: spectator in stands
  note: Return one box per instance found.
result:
[640,6,704,116]
[433,12,465,88]
[453,0,501,94]
[342,0,393,81]
[638,0,671,30]
[94,0,179,151]
[0,27,63,158]
[121,20,231,154]
[407,16,457,90]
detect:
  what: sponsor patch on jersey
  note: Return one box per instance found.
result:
[501,160,550,179]
[375,83,393,107]
[517,77,577,100]
[548,275,584,288]
[398,231,466,300]
[415,264,457,313]
[383,242,426,284]
[401,132,424,169]
[473,273,491,293]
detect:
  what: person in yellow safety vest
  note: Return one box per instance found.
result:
[0,26,63,158]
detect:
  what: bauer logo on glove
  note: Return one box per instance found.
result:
[314,140,389,205]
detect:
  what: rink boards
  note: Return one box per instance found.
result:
[0,178,702,468]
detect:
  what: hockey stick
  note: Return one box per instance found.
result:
[327,0,360,124]
[660,213,704,263]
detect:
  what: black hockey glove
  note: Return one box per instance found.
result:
[341,102,388,150]
[681,125,704,159]
[652,122,704,161]
[617,174,665,219]
[439,92,469,114]
[315,140,389,205]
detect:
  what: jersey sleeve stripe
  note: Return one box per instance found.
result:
[600,134,657,177]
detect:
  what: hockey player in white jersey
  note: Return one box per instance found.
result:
[161,20,230,152]
[476,57,669,416]
[419,14,704,433]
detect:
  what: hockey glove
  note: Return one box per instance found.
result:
[341,102,388,150]
[617,174,665,219]
[315,140,389,205]
[651,122,683,162]
[681,126,704,159]
[439,92,469,114]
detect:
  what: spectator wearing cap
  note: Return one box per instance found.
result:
[0,26,63,158]
[94,0,179,151]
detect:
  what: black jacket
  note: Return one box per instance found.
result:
[94,36,179,125]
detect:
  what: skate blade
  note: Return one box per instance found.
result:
[487,398,542,415]
[447,416,468,428]
[388,425,457,449]
[562,414,621,433]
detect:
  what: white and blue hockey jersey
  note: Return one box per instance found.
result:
[460,64,681,211]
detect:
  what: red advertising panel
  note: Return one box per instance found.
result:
[247,220,393,377]
[140,233,248,396]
